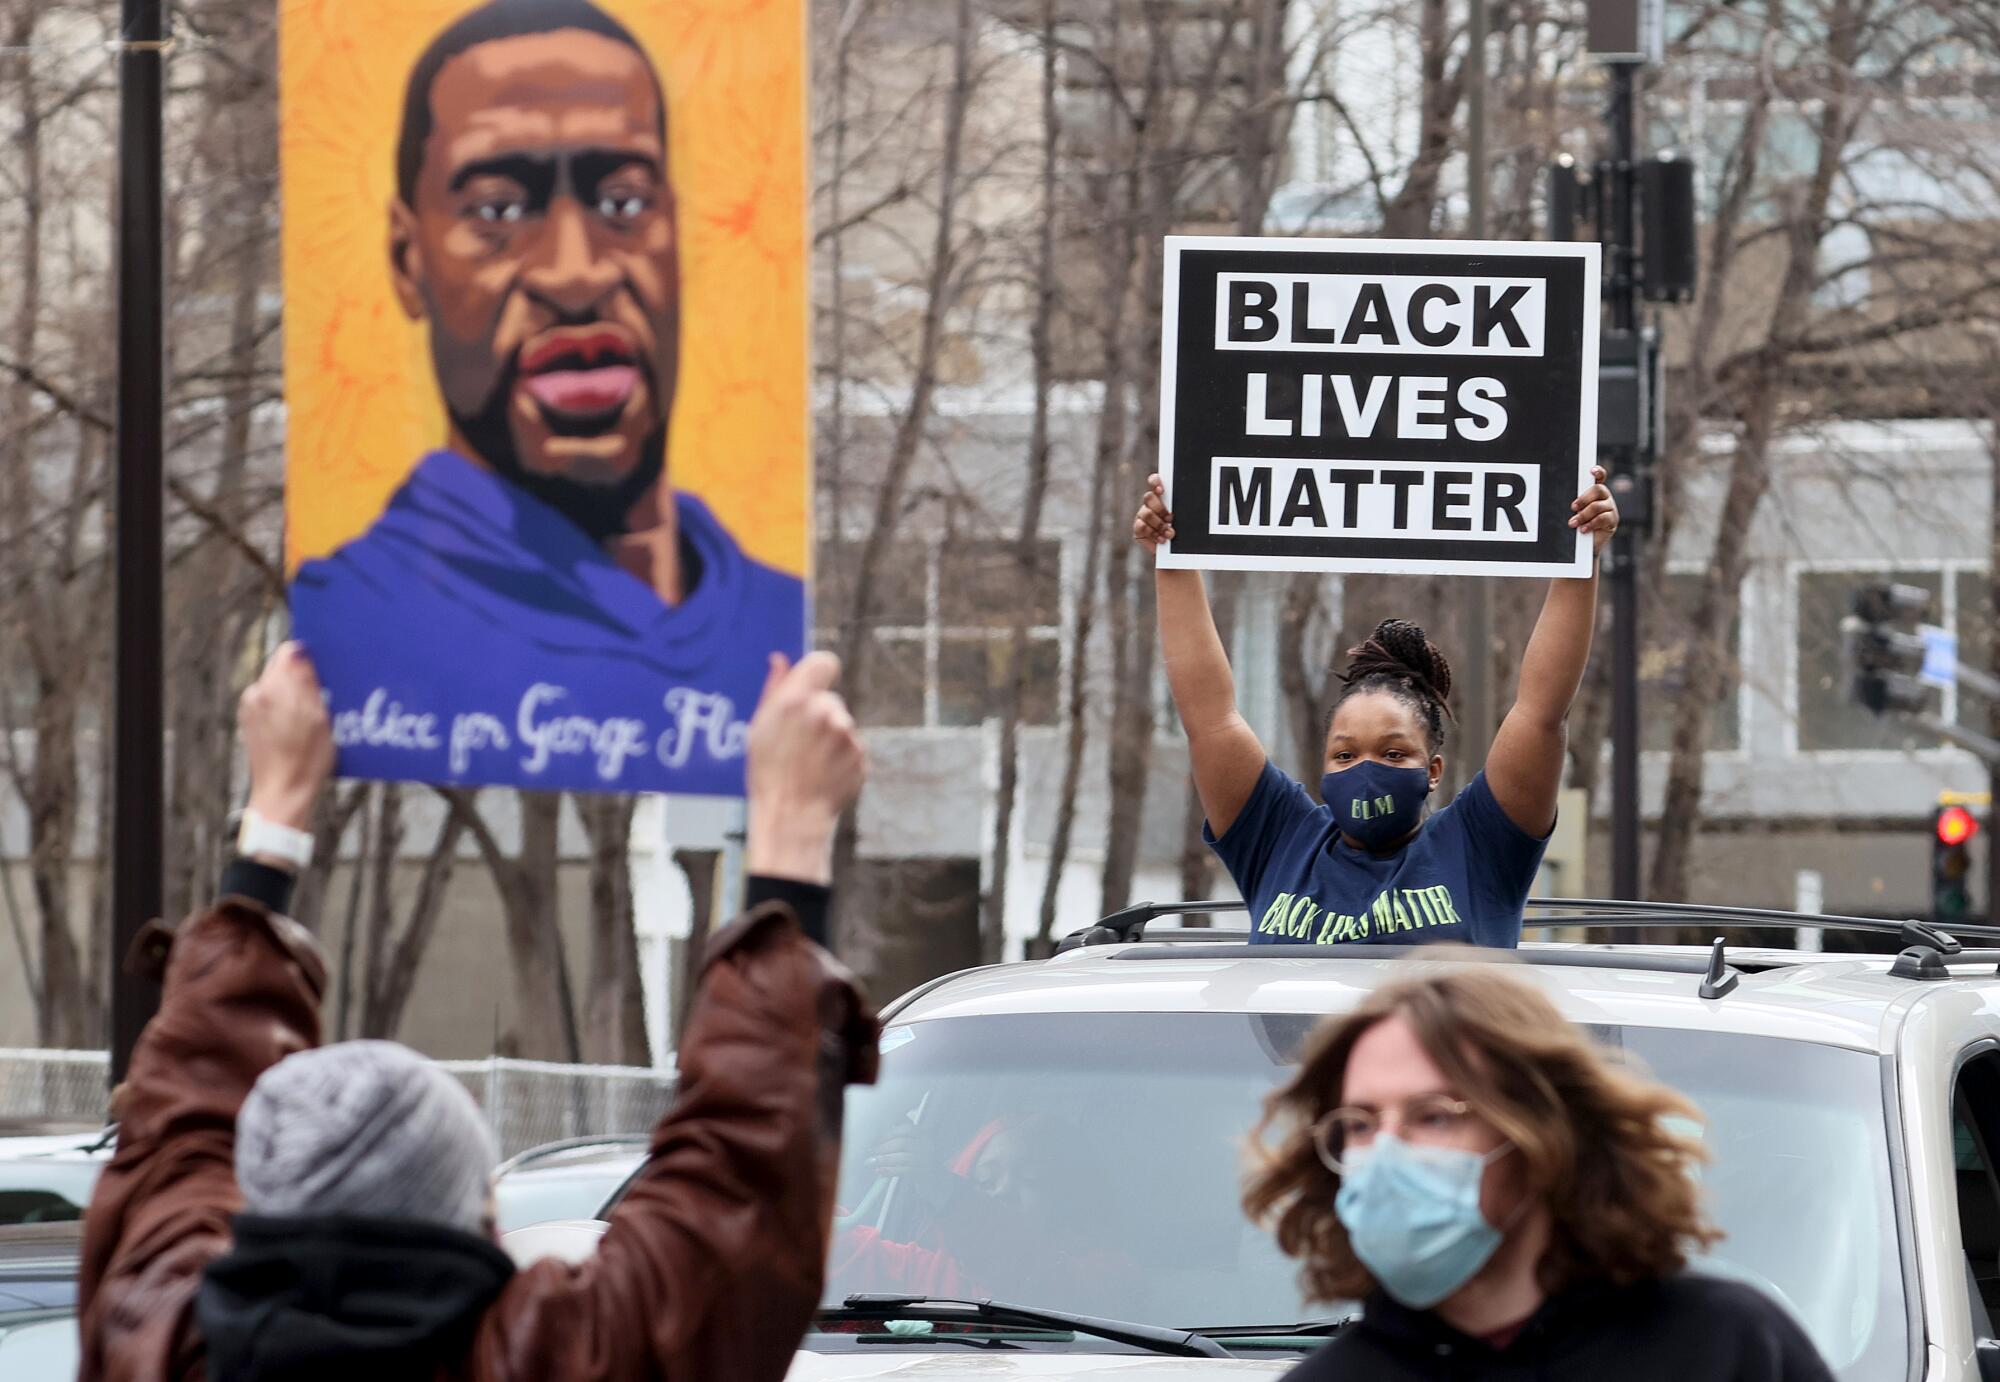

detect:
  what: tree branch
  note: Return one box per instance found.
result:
[814,179,913,246]
[163,474,284,595]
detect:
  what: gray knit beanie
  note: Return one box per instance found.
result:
[236,1040,499,1235]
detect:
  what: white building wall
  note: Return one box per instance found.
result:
[1632,419,1994,821]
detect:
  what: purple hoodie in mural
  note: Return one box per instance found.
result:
[289,450,805,796]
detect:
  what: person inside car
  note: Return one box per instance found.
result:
[1242,961,1834,1380]
[1132,467,1617,949]
[78,642,878,1382]
[830,1112,1125,1302]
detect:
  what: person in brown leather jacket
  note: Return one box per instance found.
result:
[78,642,880,1382]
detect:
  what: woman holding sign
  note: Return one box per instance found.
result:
[1133,466,1617,948]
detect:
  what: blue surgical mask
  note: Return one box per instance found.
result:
[1334,1135,1514,1309]
[1322,760,1432,849]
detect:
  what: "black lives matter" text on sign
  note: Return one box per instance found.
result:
[1156,236,1600,578]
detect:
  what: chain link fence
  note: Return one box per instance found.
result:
[0,1049,675,1159]
[0,1049,112,1130]
[439,1057,674,1158]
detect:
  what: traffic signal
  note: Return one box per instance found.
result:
[1639,152,1698,303]
[1854,582,1933,625]
[1934,804,1980,922]
[1843,582,1935,716]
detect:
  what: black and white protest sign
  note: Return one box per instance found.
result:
[1157,236,1600,578]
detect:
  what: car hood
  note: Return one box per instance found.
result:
[789,1352,1292,1380]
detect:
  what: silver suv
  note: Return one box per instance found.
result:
[796,899,2000,1382]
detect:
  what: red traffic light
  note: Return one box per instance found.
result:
[1938,806,1980,847]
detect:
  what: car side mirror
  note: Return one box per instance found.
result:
[1977,1338,2000,1382]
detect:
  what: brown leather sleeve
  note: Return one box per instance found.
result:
[77,898,327,1382]
[471,899,880,1382]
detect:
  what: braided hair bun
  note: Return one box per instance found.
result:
[1332,619,1454,751]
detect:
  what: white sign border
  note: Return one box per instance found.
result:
[1155,234,1602,581]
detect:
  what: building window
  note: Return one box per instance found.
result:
[868,633,930,729]
[1812,221,1873,311]
[1641,572,1742,752]
[1796,568,1943,751]
[817,535,1064,729]
[937,636,1062,728]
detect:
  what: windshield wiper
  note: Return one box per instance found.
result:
[821,1294,1236,1359]
[1193,1317,1355,1344]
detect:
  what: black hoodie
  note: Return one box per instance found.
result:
[195,1215,516,1382]
[1287,1275,1836,1382]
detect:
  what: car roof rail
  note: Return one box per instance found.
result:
[1107,942,1741,980]
[1534,901,2000,982]
[1057,897,2000,982]
[1056,900,1247,952]
[1521,896,2000,941]
[1885,919,2000,980]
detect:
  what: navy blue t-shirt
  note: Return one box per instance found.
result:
[1204,762,1548,948]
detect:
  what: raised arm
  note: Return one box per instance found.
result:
[80,645,334,1382]
[474,651,881,1382]
[1137,474,1268,835]
[1484,466,1619,835]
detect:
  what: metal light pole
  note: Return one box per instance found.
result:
[1461,0,1497,765]
[1989,437,2000,927]
[110,0,168,1083]
[1605,60,1642,900]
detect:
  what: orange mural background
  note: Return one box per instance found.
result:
[278,0,809,577]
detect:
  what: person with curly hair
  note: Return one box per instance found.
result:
[1243,964,1834,1379]
[1133,465,1618,948]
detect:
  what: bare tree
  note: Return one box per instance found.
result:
[0,1,114,1047]
[1647,0,2000,897]
[1032,5,1146,943]
[349,788,469,1040]
[825,0,981,970]
[669,844,718,1040]
[1176,0,1297,903]
[979,0,1061,963]
[1097,0,1283,913]
[163,3,285,924]
[457,792,582,1061]
[577,794,648,1064]
[290,782,368,936]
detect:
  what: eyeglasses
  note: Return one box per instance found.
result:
[1311,1093,1480,1173]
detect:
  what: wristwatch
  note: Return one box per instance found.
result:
[236,809,315,872]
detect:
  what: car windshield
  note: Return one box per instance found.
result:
[0,1317,80,1377]
[822,1012,1906,1379]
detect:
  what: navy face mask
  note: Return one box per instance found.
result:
[1322,760,1433,849]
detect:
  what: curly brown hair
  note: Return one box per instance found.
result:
[1330,619,1455,752]
[1242,959,1719,1305]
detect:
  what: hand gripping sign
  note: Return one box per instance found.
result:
[1156,236,1601,579]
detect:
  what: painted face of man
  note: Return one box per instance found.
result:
[391,28,679,535]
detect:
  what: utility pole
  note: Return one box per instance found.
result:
[1563,2,1686,902]
[1988,404,2000,926]
[1605,59,1642,900]
[1461,0,1496,764]
[110,0,168,1082]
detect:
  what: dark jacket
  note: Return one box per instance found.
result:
[1289,1276,1836,1382]
[78,892,879,1382]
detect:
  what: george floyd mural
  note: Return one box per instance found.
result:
[280,0,810,796]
